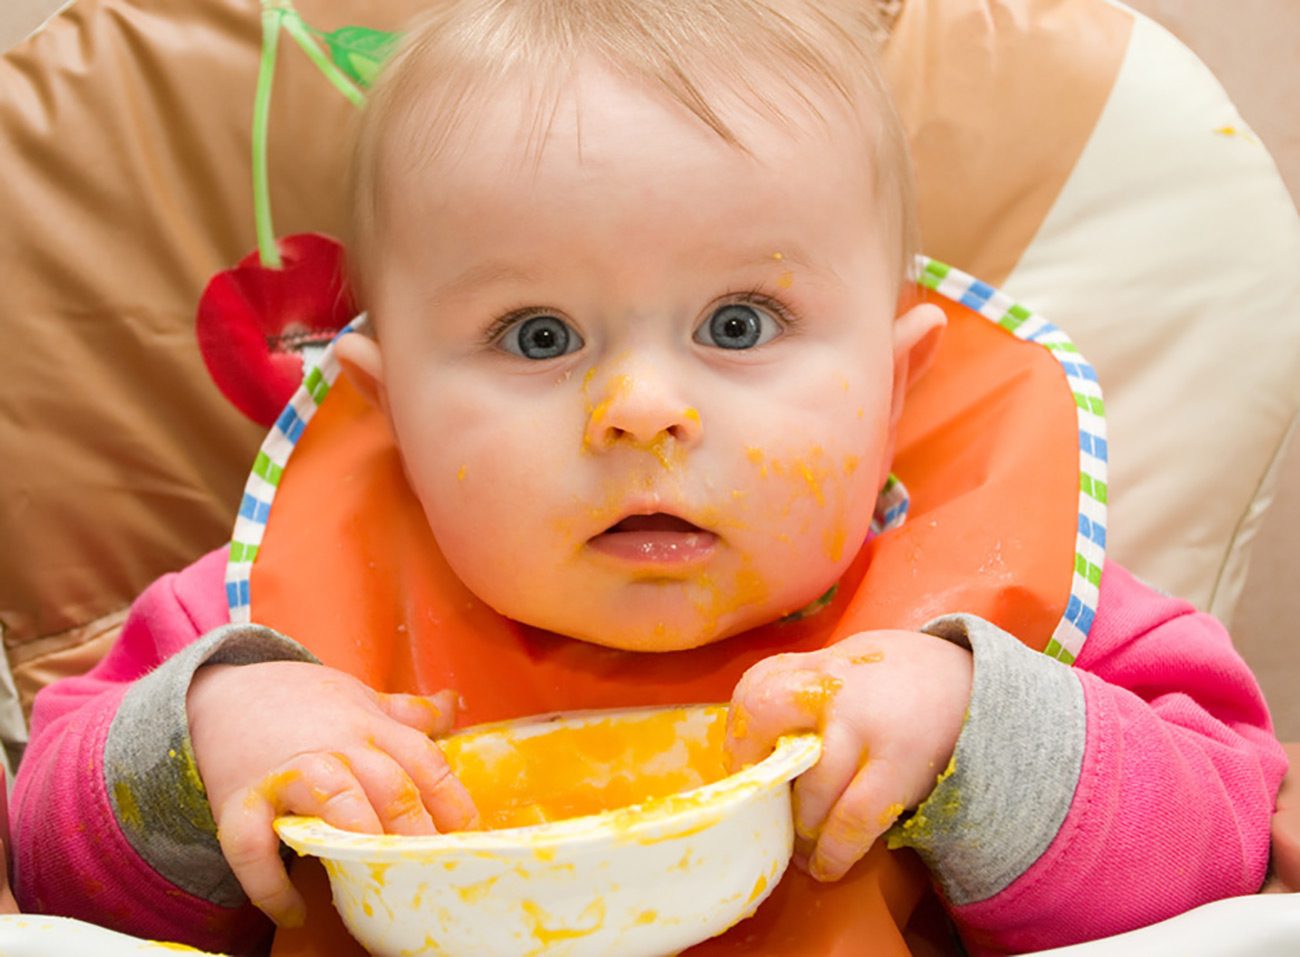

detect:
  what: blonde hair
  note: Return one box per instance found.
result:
[347,0,917,299]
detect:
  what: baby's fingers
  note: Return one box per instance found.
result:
[789,721,864,843]
[808,755,906,883]
[726,660,830,771]
[347,746,440,837]
[218,792,304,927]
[376,688,460,737]
[219,753,381,924]
[377,726,480,833]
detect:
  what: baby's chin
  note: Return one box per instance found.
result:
[566,626,735,654]
[497,579,849,652]
[539,607,784,653]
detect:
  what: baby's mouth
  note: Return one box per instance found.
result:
[605,514,702,535]
[588,513,718,565]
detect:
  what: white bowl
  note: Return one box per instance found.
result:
[276,704,820,956]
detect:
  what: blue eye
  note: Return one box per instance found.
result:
[696,303,782,350]
[500,314,582,360]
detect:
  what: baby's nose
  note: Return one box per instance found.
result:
[583,372,703,451]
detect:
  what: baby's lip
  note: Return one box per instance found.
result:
[587,511,718,566]
[600,513,706,536]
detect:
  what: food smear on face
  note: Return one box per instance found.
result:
[581,370,633,451]
[688,562,769,624]
[438,706,730,830]
[647,430,687,470]
[823,522,847,562]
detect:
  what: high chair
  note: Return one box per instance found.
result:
[0,0,1297,953]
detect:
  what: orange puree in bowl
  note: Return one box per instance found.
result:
[438,706,730,829]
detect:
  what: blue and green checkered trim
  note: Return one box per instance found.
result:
[870,472,909,534]
[916,256,1106,664]
[228,261,1106,664]
[226,316,365,623]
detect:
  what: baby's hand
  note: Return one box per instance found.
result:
[726,631,972,882]
[186,661,478,926]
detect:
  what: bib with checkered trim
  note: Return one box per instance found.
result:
[230,260,1107,957]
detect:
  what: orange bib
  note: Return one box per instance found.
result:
[232,261,1106,955]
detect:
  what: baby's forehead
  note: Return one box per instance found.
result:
[349,1,914,287]
[377,0,881,126]
[380,58,876,181]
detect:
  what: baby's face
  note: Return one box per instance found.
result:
[351,67,940,651]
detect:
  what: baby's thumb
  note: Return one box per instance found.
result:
[377,688,460,736]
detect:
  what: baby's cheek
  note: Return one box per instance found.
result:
[684,562,773,632]
[740,445,870,562]
[419,479,546,595]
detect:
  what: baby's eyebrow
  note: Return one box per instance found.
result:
[735,245,820,272]
[727,251,834,287]
[440,260,541,298]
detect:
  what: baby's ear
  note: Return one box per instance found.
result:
[334,331,389,415]
[892,301,946,396]
[878,301,946,490]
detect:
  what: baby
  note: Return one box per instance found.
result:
[12,0,1286,955]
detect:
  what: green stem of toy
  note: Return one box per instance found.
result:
[280,12,367,107]
[253,7,283,269]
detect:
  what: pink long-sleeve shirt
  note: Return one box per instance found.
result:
[11,548,1288,955]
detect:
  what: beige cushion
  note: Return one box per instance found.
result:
[1,0,1297,752]
[1002,6,1300,623]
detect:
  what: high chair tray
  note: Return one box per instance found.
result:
[0,914,229,955]
[0,893,1296,956]
[1030,892,1300,955]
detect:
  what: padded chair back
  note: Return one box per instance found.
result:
[1,0,1298,770]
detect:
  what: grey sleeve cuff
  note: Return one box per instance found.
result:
[103,623,319,906]
[886,614,1086,906]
